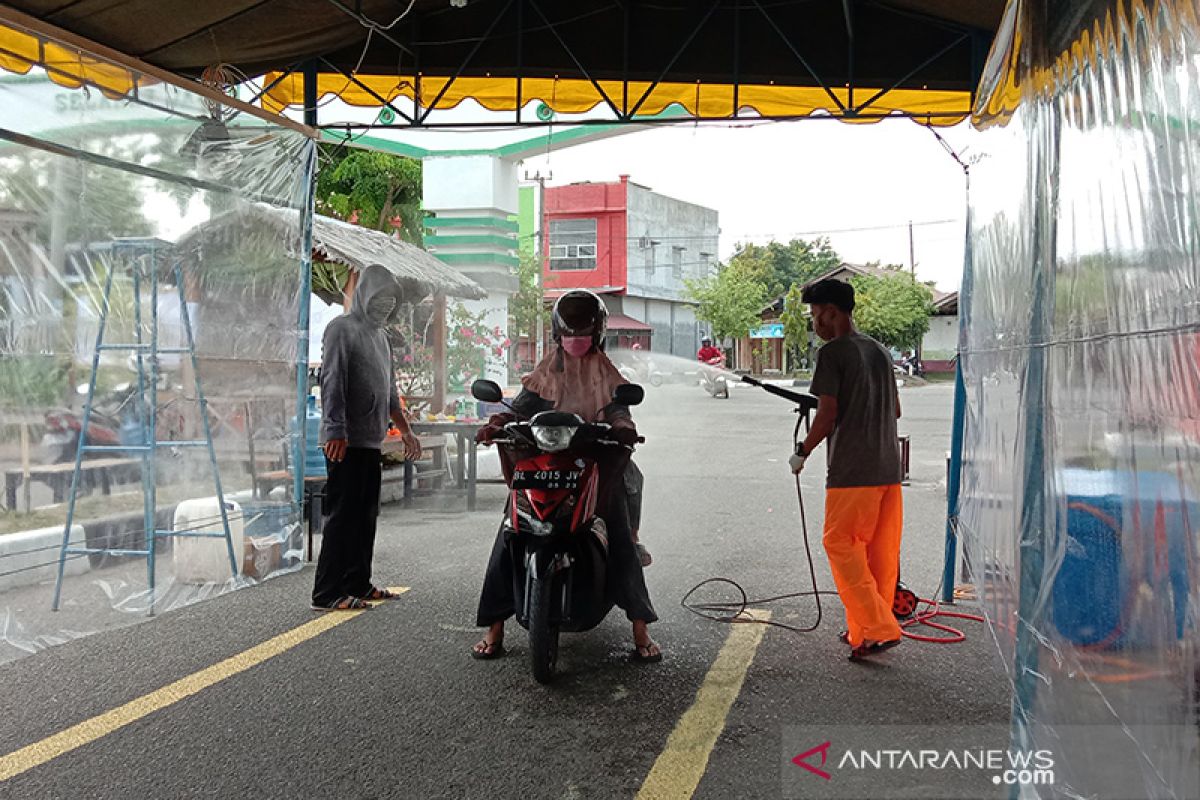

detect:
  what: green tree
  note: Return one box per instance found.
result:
[849,270,935,351]
[0,144,153,246]
[315,144,423,244]
[779,284,811,369]
[728,237,841,298]
[508,249,547,353]
[685,262,768,343]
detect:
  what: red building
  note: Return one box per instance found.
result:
[539,175,720,359]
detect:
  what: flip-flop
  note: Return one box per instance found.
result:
[848,638,901,662]
[631,643,663,663]
[471,639,506,660]
[838,630,850,645]
[362,586,400,601]
[311,596,371,612]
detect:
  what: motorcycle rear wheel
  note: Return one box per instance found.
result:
[528,573,560,684]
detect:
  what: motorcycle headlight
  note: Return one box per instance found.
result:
[531,424,578,452]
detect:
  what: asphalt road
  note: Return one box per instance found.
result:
[0,381,1012,800]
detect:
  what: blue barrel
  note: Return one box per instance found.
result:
[293,395,326,478]
[1051,469,1194,648]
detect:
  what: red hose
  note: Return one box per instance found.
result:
[900,597,985,643]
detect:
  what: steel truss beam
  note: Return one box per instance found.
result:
[286,0,978,129]
[318,109,972,131]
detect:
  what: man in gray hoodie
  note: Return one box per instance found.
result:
[312,264,421,611]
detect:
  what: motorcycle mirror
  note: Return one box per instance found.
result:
[612,383,644,406]
[470,379,503,403]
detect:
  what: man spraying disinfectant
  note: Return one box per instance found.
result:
[789,279,905,661]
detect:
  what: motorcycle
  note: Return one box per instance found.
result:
[698,354,730,398]
[41,382,139,463]
[617,354,665,387]
[471,378,644,684]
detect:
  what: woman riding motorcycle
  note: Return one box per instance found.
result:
[471,289,661,663]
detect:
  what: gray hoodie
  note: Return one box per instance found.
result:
[319,264,405,448]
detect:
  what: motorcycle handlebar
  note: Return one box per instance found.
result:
[493,421,642,450]
[740,375,819,410]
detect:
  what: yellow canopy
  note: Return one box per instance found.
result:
[0,20,143,98]
[0,18,972,128]
[261,72,973,127]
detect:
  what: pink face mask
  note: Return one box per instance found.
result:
[561,336,593,358]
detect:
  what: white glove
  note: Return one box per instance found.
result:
[789,452,807,474]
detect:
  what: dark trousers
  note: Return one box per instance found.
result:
[476,452,657,626]
[312,447,382,605]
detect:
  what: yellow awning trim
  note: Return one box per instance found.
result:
[0,21,144,98]
[261,73,972,126]
[973,0,1200,128]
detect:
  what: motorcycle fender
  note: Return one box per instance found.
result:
[526,548,558,581]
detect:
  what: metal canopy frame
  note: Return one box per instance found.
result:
[284,0,989,130]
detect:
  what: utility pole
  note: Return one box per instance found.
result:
[908,220,916,281]
[525,169,552,363]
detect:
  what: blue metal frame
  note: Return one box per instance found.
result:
[294,142,317,511]
[51,262,115,611]
[173,261,238,578]
[942,173,974,603]
[1007,115,1059,796]
[52,245,236,613]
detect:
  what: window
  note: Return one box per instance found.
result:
[549,218,597,271]
[672,246,685,278]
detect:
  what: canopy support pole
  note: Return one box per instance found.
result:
[303,60,319,128]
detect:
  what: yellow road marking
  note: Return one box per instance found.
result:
[637,610,771,800]
[0,587,410,783]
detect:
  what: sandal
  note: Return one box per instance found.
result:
[362,586,400,601]
[311,596,371,612]
[848,638,901,662]
[636,543,653,568]
[631,642,663,663]
[471,639,506,660]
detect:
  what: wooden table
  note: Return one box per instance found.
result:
[5,458,141,511]
[408,420,487,511]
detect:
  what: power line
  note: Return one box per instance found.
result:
[513,219,962,243]
[731,219,963,239]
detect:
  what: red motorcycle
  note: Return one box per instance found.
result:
[40,382,138,463]
[471,378,644,683]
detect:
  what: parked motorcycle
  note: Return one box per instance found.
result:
[471,378,644,684]
[41,382,139,463]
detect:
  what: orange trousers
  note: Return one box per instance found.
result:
[823,484,904,647]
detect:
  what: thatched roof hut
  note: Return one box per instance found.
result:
[175,203,485,304]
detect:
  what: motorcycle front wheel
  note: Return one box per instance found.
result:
[528,573,560,684]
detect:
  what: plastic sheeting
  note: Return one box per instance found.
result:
[0,45,314,661]
[961,0,1200,797]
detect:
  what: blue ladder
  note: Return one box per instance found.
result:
[52,243,236,614]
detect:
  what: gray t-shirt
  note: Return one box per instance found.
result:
[809,332,902,488]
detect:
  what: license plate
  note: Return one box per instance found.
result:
[512,468,582,490]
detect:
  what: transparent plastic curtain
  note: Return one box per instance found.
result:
[0,47,314,662]
[961,0,1200,796]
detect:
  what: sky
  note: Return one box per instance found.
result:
[310,99,979,292]
[517,119,976,292]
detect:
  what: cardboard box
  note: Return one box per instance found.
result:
[242,535,283,579]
